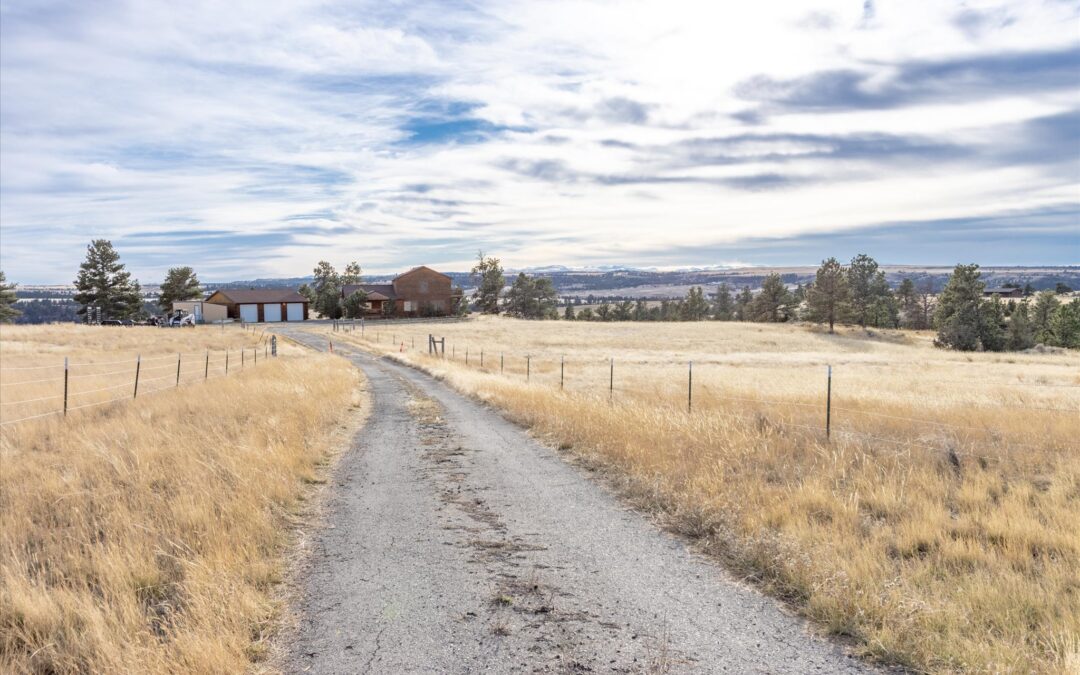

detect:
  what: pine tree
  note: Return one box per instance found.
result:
[713,282,734,320]
[311,260,343,319]
[979,295,1007,352]
[470,251,505,314]
[614,300,634,321]
[0,270,20,323]
[1049,299,1080,348]
[847,253,892,327]
[896,278,919,328]
[632,299,648,321]
[158,266,202,311]
[934,264,987,351]
[1006,303,1035,350]
[681,286,710,320]
[749,273,792,322]
[342,290,369,319]
[805,258,850,333]
[73,240,143,320]
[564,303,576,320]
[595,302,612,321]
[734,287,753,321]
[1031,291,1060,344]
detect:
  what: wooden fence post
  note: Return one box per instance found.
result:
[63,357,69,416]
[826,364,832,440]
[526,356,530,381]
[205,351,209,379]
[225,350,229,375]
[688,361,693,412]
[133,354,141,398]
[176,353,182,387]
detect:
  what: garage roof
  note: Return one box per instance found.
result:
[206,288,307,304]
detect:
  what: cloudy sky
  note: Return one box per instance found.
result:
[1,0,1077,283]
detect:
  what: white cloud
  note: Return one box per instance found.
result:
[0,0,1077,283]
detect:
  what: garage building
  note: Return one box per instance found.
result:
[203,288,309,323]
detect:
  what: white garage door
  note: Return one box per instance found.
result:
[263,303,282,322]
[239,304,259,323]
[286,303,304,321]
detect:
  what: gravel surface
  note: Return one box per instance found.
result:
[277,327,874,674]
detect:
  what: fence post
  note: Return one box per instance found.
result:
[688,361,692,412]
[176,353,181,387]
[254,346,257,365]
[133,354,141,398]
[526,355,530,381]
[500,353,504,374]
[225,350,229,375]
[271,336,277,356]
[826,365,832,440]
[609,357,614,402]
[560,356,564,390]
[63,357,69,416]
[205,351,209,379]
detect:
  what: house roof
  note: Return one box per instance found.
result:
[343,283,397,300]
[394,265,451,281]
[206,288,307,304]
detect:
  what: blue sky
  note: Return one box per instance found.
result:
[1,0,1077,284]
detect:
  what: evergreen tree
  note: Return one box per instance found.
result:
[614,300,634,321]
[470,251,505,314]
[734,286,753,321]
[681,286,710,320]
[578,307,595,321]
[979,295,1007,351]
[934,264,989,351]
[0,270,20,323]
[158,266,202,312]
[311,260,343,319]
[341,261,362,286]
[805,257,850,333]
[713,282,734,320]
[1006,303,1035,351]
[914,278,935,330]
[342,289,369,319]
[73,240,143,320]
[896,278,919,328]
[1031,291,1060,344]
[564,303,576,320]
[749,273,792,322]
[503,273,558,319]
[595,302,612,321]
[632,299,649,321]
[298,283,316,304]
[1022,282,1035,296]
[1049,299,1080,348]
[847,253,891,327]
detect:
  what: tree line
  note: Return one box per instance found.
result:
[468,253,1078,351]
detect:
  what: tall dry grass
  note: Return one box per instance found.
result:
[0,325,360,674]
[328,316,1080,673]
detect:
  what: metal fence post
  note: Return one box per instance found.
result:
[500,353,504,374]
[225,350,229,375]
[560,356,564,390]
[688,361,692,412]
[526,356,530,381]
[609,357,614,402]
[826,364,832,440]
[63,357,69,416]
[271,336,277,356]
[254,346,257,365]
[205,351,210,379]
[176,353,181,387]
[133,354,141,398]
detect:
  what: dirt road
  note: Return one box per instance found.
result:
[277,327,872,673]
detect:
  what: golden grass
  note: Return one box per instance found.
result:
[0,325,360,674]
[327,316,1080,674]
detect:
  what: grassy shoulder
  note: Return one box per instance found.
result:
[328,317,1079,674]
[0,351,362,674]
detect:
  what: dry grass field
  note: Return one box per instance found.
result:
[0,324,361,673]
[325,316,1080,674]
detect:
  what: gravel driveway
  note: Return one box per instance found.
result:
[276,327,873,674]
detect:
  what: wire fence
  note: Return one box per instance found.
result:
[324,325,1079,459]
[0,342,281,427]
